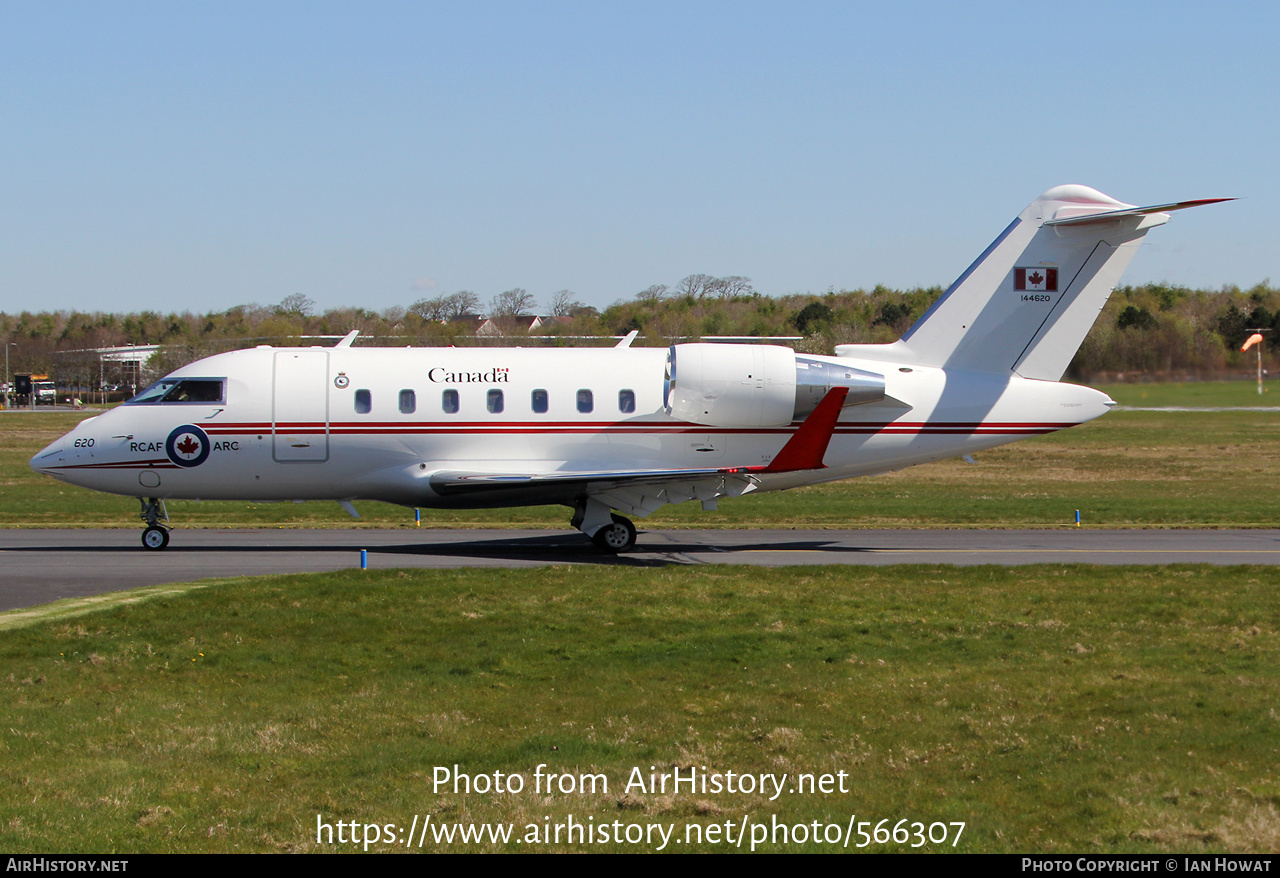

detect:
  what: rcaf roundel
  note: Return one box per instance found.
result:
[1015,267,1058,292]
[166,424,211,468]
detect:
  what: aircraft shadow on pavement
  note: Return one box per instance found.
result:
[376,534,675,566]
[2,531,878,566]
[374,532,875,564]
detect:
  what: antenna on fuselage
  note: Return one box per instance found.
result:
[335,330,360,348]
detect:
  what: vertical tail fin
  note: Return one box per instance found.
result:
[837,186,1230,380]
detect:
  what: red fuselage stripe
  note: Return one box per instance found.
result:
[202,421,1076,436]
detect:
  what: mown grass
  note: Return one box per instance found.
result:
[1094,380,1277,408]
[1,565,1277,853]
[6,394,1280,529]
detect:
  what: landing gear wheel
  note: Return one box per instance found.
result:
[142,526,170,551]
[138,497,171,550]
[591,514,637,554]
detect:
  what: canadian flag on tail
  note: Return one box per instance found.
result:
[1014,267,1058,292]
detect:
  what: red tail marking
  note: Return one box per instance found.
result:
[765,387,849,473]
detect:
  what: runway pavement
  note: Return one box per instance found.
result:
[3,527,1280,612]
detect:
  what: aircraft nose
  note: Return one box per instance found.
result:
[30,436,67,475]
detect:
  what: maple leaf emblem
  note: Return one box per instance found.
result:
[1028,271,1044,286]
[176,435,201,456]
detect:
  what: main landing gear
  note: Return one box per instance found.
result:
[139,497,170,551]
[592,514,637,553]
[572,498,638,554]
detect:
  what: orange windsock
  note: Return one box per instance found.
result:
[1242,333,1264,352]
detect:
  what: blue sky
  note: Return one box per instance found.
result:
[1,1,1273,315]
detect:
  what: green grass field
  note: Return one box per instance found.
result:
[1094,380,1276,408]
[1,565,1277,853]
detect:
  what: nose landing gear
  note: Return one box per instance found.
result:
[139,497,171,550]
[142,525,170,550]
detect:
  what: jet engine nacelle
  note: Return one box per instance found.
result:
[665,343,885,427]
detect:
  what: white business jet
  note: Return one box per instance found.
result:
[31,186,1227,551]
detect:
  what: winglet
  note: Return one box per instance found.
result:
[765,387,848,472]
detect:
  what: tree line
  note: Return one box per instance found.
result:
[3,278,1279,386]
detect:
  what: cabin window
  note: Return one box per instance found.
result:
[577,389,593,413]
[531,389,549,413]
[354,389,372,414]
[442,389,459,414]
[399,389,416,414]
[618,389,636,413]
[487,389,504,413]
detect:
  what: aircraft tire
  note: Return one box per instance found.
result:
[591,515,637,553]
[142,526,170,551]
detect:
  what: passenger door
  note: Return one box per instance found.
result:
[272,351,330,462]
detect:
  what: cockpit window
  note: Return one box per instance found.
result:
[127,378,226,405]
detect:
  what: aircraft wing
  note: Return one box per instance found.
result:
[430,466,751,495]
[428,466,762,515]
[426,387,850,516]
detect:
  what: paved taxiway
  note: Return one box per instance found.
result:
[3,528,1280,612]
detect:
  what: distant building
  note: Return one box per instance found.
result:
[529,315,575,333]
[95,344,162,371]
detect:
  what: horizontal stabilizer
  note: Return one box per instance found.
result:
[1044,197,1234,227]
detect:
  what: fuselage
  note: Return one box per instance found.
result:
[30,344,1113,511]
